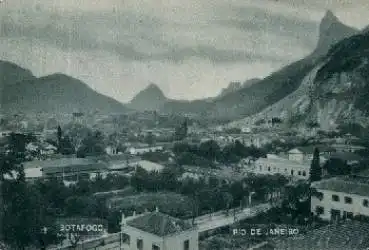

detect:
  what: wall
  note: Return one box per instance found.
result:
[163,229,198,250]
[121,226,164,250]
[311,189,369,221]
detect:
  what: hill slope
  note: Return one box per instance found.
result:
[229,30,369,130]
[157,11,358,120]
[1,66,128,115]
[129,83,168,111]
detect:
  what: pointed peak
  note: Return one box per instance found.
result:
[323,10,337,20]
[147,82,161,90]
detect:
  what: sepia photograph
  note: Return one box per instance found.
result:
[1,0,369,249]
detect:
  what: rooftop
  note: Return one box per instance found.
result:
[312,177,369,197]
[126,212,194,237]
[289,145,336,154]
[23,157,98,169]
[273,221,369,250]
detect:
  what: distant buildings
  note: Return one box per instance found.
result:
[311,177,369,221]
[22,157,108,185]
[287,145,333,164]
[127,145,164,155]
[136,160,165,173]
[121,209,198,250]
[252,154,310,180]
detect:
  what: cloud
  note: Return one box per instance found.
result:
[0,0,368,102]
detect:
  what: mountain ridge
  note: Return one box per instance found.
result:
[0,63,128,115]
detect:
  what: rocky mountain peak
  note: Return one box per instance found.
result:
[314,10,358,57]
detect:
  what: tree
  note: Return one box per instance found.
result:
[198,140,221,161]
[0,153,17,242]
[174,119,188,140]
[2,166,42,249]
[57,126,62,150]
[309,148,321,182]
[145,132,155,146]
[222,192,233,214]
[323,158,350,176]
[59,136,75,155]
[77,130,106,157]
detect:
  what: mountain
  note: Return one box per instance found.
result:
[313,10,359,57]
[1,64,128,114]
[218,78,261,98]
[229,30,369,130]
[158,11,360,121]
[0,61,35,109]
[129,83,168,111]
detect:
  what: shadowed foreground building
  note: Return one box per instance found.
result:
[120,209,198,250]
[311,177,369,221]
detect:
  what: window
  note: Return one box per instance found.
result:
[343,211,354,219]
[344,196,353,204]
[137,239,143,250]
[316,206,324,215]
[152,244,160,250]
[183,240,190,250]
[268,167,271,171]
[121,233,130,245]
[298,171,301,176]
[291,170,294,176]
[259,166,262,171]
[284,168,287,172]
[332,195,340,202]
[302,171,306,176]
[363,199,369,207]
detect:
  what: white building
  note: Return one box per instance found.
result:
[136,160,165,173]
[288,146,332,164]
[121,209,198,250]
[105,145,119,155]
[0,130,12,138]
[252,154,310,179]
[311,177,369,221]
[127,146,163,155]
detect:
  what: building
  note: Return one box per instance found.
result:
[22,157,108,185]
[288,145,334,163]
[136,160,165,173]
[127,145,164,155]
[121,209,198,250]
[311,177,369,221]
[270,220,369,250]
[252,154,310,179]
[105,145,119,155]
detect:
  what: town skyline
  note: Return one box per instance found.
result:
[1,0,369,103]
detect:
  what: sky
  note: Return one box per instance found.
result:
[0,0,368,103]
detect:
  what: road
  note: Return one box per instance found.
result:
[49,202,273,249]
[191,203,272,232]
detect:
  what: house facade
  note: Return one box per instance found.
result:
[252,154,310,179]
[121,210,198,250]
[128,146,164,155]
[311,178,369,221]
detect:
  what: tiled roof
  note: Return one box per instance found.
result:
[126,212,194,237]
[312,177,369,197]
[273,221,369,250]
[23,157,107,174]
